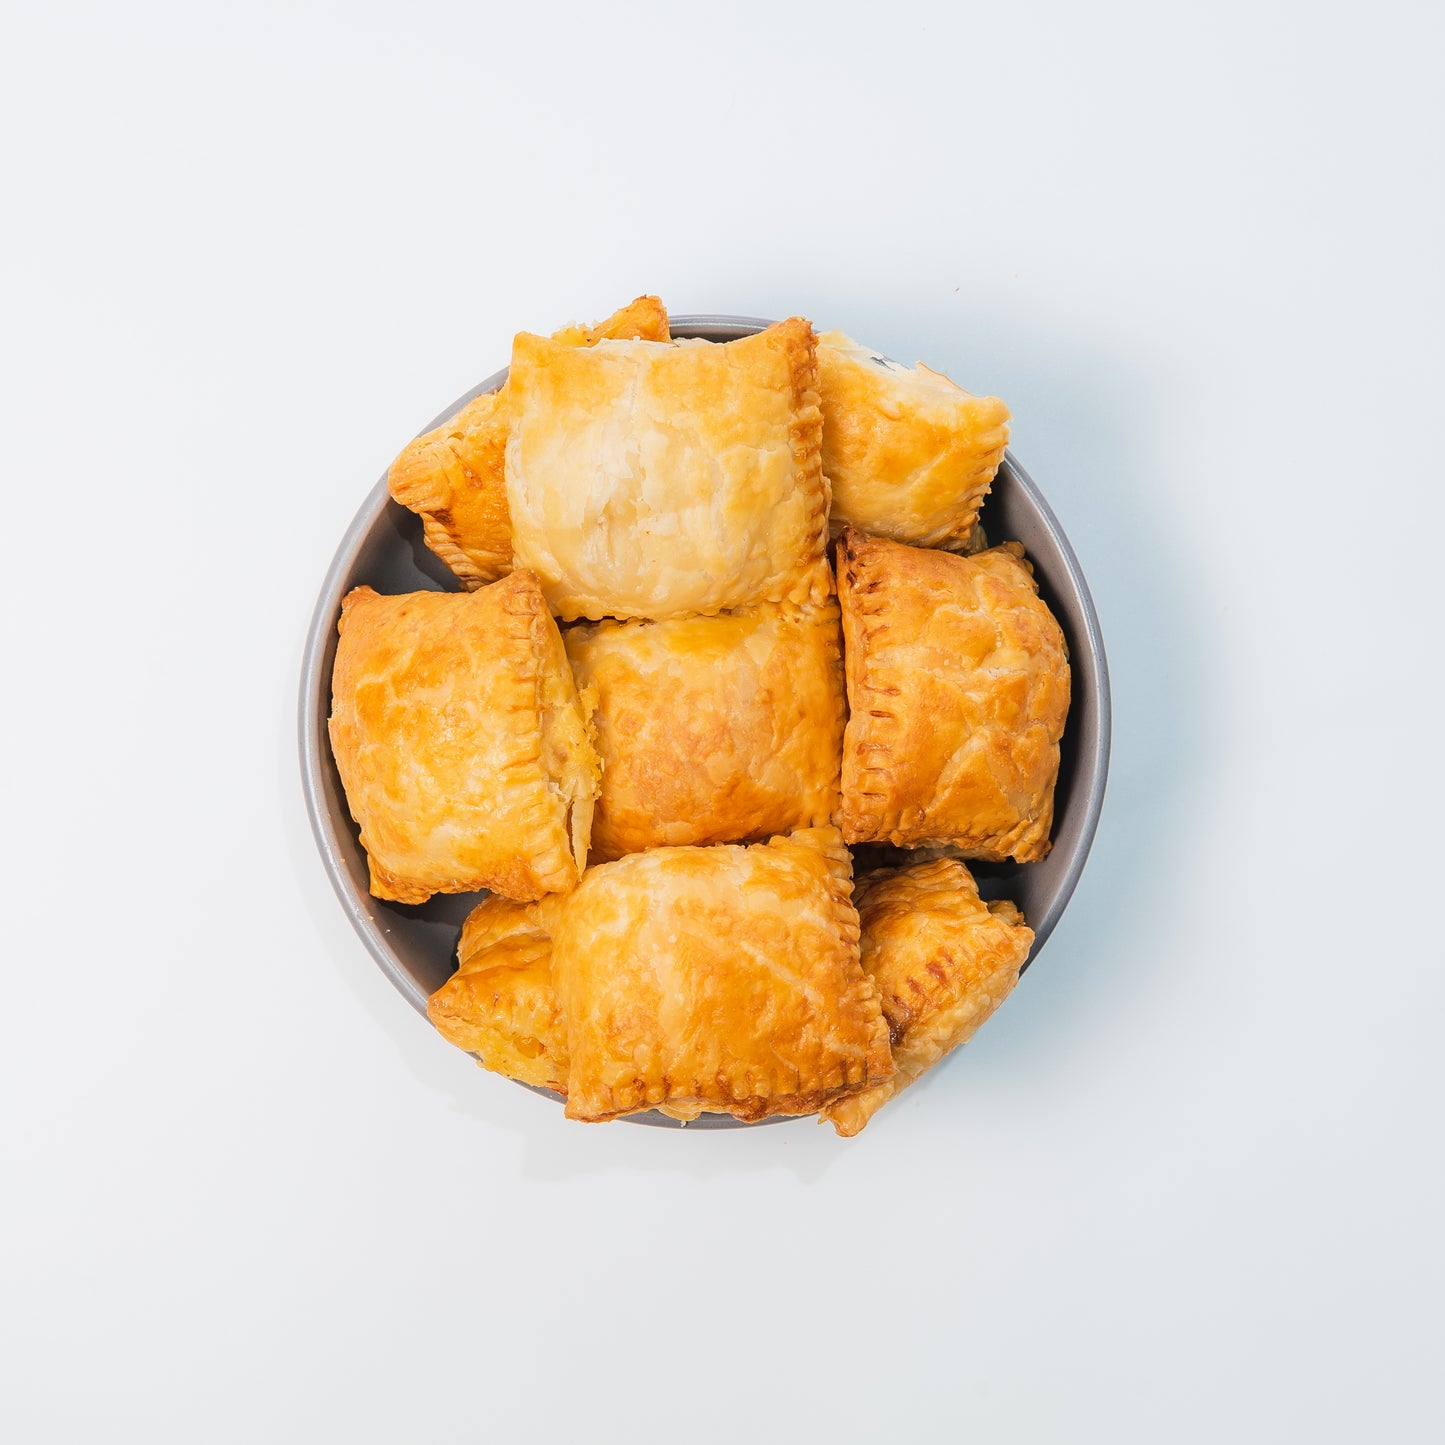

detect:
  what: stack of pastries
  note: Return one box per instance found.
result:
[328,298,1069,1134]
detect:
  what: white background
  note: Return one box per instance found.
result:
[2,2,1441,1440]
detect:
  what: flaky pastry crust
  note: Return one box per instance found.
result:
[427,894,568,1092]
[328,571,600,903]
[837,529,1070,861]
[823,859,1032,1136]
[562,564,844,860]
[505,317,828,621]
[548,295,670,348]
[550,827,892,1123]
[387,297,670,589]
[817,332,1010,550]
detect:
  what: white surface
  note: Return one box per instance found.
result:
[2,2,1441,1439]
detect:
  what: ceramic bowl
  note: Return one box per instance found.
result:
[299,316,1111,1127]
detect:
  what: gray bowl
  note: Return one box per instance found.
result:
[298,316,1111,1127]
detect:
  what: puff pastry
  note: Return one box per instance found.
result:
[387,296,670,588]
[837,528,1070,861]
[427,894,567,1092]
[817,331,1010,549]
[550,827,893,1122]
[562,564,844,860]
[823,859,1032,1136]
[328,571,600,903]
[505,318,828,621]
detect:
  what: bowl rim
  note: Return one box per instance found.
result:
[298,313,1111,1120]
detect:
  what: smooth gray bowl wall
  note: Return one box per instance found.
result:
[299,316,1111,1128]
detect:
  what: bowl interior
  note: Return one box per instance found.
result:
[299,316,1110,1127]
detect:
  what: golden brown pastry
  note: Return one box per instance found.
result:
[823,859,1032,1136]
[837,528,1070,861]
[328,571,600,904]
[505,317,828,621]
[386,389,511,587]
[562,564,844,860]
[387,296,670,589]
[427,894,567,1093]
[547,295,670,348]
[817,331,1010,549]
[549,827,893,1123]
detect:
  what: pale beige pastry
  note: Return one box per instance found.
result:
[562,564,844,860]
[550,827,893,1123]
[327,571,600,904]
[817,331,1010,549]
[823,859,1032,1136]
[505,317,828,621]
[427,894,567,1093]
[387,296,670,588]
[837,528,1070,861]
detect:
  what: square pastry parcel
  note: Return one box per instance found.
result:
[505,318,828,622]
